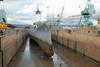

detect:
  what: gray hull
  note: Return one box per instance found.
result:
[30,24,52,44]
[29,24,53,57]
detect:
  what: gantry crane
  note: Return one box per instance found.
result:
[79,0,95,31]
[80,0,95,26]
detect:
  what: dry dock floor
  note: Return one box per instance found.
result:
[7,38,100,67]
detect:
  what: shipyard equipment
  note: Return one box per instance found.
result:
[0,0,8,30]
[79,0,95,31]
[56,6,64,22]
[33,0,42,22]
[51,0,100,63]
[35,9,41,15]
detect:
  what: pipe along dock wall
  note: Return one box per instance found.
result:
[0,29,27,67]
[52,29,100,63]
[29,35,54,57]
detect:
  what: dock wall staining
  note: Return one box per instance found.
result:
[0,52,2,67]
[51,29,100,62]
[0,29,27,67]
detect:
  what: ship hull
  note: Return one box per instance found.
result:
[29,24,54,57]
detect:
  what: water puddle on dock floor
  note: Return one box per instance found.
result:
[7,39,100,67]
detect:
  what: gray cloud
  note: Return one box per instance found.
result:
[0,0,100,24]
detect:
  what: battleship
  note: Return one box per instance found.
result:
[29,8,53,57]
[29,22,53,57]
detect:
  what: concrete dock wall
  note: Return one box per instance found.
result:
[0,29,27,67]
[0,52,2,67]
[51,29,100,62]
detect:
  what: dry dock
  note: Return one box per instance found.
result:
[7,38,100,67]
[0,27,100,67]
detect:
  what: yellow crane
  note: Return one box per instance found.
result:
[0,22,8,30]
[0,0,8,30]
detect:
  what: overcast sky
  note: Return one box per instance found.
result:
[0,0,100,24]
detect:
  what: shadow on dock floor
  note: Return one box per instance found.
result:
[7,38,100,67]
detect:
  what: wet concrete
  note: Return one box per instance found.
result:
[53,42,100,67]
[7,38,100,67]
[7,38,53,67]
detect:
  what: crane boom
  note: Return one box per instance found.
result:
[60,6,64,20]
